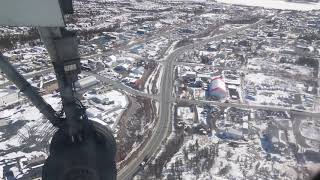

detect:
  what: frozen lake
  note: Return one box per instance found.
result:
[216,0,320,11]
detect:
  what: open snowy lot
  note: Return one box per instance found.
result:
[244,73,315,111]
[83,89,129,129]
[0,89,128,178]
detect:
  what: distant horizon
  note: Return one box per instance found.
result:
[216,0,320,11]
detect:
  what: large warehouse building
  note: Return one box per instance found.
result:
[208,76,227,99]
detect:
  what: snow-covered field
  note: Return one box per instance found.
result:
[0,89,128,178]
[144,65,162,94]
[216,0,320,11]
[162,135,217,180]
[0,94,61,152]
[300,121,320,141]
[0,151,47,179]
[247,58,314,78]
[84,90,129,129]
[244,73,315,110]
[162,133,300,180]
[0,89,127,151]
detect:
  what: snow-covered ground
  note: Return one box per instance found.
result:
[0,89,129,178]
[197,107,207,126]
[177,107,195,126]
[244,73,315,110]
[216,0,320,11]
[83,89,128,130]
[162,135,217,180]
[247,58,314,77]
[144,37,170,60]
[0,94,61,151]
[162,132,300,179]
[300,120,320,141]
[0,151,47,179]
[144,65,161,94]
[159,106,312,180]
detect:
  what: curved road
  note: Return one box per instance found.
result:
[84,72,158,100]
[117,18,271,180]
[3,17,318,180]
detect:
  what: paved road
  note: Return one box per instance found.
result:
[173,98,320,118]
[82,24,180,60]
[117,18,268,180]
[0,65,157,100]
[3,17,318,179]
[117,34,177,180]
[174,62,317,81]
[84,72,158,100]
[0,68,53,88]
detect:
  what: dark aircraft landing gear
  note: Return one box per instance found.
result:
[0,1,118,178]
[42,121,117,180]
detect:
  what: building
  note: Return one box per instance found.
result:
[208,76,226,99]
[130,44,144,54]
[89,96,110,105]
[114,63,130,72]
[207,44,219,51]
[130,66,144,79]
[75,76,99,90]
[261,124,287,154]
[182,71,196,80]
[137,29,146,35]
[218,128,243,140]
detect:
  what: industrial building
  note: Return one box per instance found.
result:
[75,76,99,90]
[208,76,226,99]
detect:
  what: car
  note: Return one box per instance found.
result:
[139,162,146,167]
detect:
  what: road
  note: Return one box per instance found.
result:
[84,72,158,100]
[117,34,177,180]
[2,17,318,179]
[82,23,183,60]
[117,18,269,180]
[0,68,53,88]
[174,62,317,81]
[173,98,320,118]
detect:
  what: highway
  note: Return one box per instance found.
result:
[173,98,320,118]
[82,23,182,60]
[2,16,319,179]
[174,61,316,81]
[117,18,269,180]
[84,72,158,100]
[117,33,178,180]
[117,17,320,179]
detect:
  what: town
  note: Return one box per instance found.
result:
[0,0,319,180]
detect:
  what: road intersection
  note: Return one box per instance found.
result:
[1,18,318,180]
[117,18,320,179]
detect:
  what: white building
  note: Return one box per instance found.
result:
[75,76,99,90]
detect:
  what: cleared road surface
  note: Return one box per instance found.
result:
[174,98,320,118]
[84,72,158,100]
[117,18,268,180]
